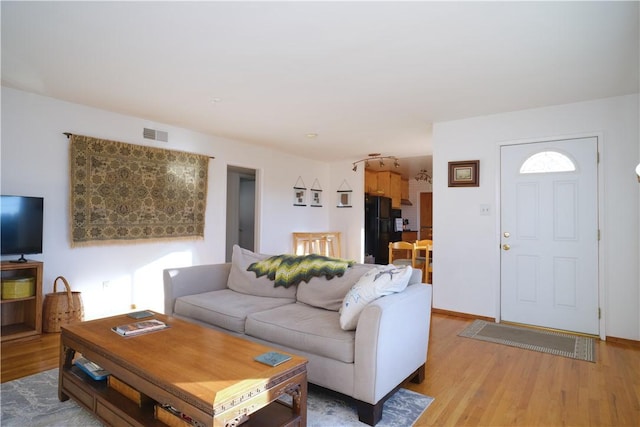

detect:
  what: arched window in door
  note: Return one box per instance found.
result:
[519,151,576,174]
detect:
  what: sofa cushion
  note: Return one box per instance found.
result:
[339,265,413,330]
[245,302,356,363]
[174,289,295,333]
[296,263,375,311]
[227,245,298,298]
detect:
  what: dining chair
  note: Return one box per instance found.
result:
[388,241,415,266]
[413,239,433,283]
[293,232,341,258]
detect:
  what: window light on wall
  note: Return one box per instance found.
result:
[520,151,576,174]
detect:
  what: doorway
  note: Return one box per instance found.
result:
[226,166,257,262]
[419,192,433,240]
[500,137,599,335]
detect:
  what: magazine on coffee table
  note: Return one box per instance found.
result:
[112,319,168,336]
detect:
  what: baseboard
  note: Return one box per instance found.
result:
[432,308,495,322]
[605,335,640,347]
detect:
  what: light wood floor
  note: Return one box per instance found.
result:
[2,313,639,426]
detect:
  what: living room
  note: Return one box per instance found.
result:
[2,2,639,425]
[2,0,638,342]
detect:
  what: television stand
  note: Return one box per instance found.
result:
[1,260,43,342]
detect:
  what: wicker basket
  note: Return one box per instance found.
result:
[42,276,84,332]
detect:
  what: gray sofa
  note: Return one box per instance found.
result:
[163,245,432,425]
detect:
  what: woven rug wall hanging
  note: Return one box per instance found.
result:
[69,134,209,247]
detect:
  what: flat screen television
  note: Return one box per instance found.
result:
[0,195,44,263]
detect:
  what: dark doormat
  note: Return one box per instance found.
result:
[459,320,595,362]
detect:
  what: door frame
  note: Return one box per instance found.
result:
[225,164,262,261]
[495,132,605,340]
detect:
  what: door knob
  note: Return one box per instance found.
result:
[502,244,511,251]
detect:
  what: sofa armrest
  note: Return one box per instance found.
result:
[353,282,432,404]
[163,263,232,315]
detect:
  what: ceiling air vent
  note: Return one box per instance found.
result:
[143,128,168,142]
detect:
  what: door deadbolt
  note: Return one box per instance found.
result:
[503,232,510,238]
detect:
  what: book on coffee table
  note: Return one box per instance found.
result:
[127,310,154,319]
[254,351,291,367]
[112,319,168,336]
[75,357,110,380]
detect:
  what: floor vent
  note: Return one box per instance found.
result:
[143,128,168,142]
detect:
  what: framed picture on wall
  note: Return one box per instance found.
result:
[310,179,322,207]
[310,189,322,207]
[293,187,306,206]
[448,160,479,187]
[293,176,307,206]
[337,190,352,208]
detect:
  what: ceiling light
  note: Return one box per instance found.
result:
[415,169,432,183]
[210,98,222,104]
[351,154,399,172]
[306,133,318,139]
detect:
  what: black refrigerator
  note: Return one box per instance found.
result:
[365,195,402,264]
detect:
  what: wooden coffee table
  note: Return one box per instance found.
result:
[58,312,307,426]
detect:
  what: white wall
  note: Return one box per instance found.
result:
[433,94,639,340]
[329,162,365,262]
[1,87,360,319]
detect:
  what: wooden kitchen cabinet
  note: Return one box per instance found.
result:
[375,171,402,208]
[365,170,402,207]
[389,172,401,208]
[401,178,409,200]
[402,231,418,242]
[365,169,380,195]
[376,171,390,196]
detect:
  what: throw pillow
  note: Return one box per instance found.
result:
[339,265,412,330]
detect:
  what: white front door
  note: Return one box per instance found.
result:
[500,137,599,335]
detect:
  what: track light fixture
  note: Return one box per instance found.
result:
[352,153,399,172]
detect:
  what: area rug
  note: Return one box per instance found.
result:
[459,319,595,362]
[1,369,433,427]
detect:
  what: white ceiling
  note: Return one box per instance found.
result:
[2,1,638,168]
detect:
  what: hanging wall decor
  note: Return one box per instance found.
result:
[448,160,480,187]
[68,133,210,246]
[336,179,353,208]
[310,178,323,207]
[293,176,307,206]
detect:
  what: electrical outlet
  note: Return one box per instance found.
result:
[480,204,491,215]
